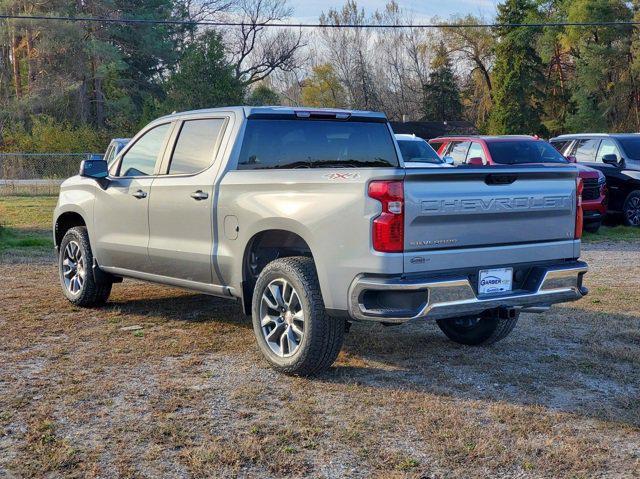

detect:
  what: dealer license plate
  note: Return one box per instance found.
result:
[478,268,513,295]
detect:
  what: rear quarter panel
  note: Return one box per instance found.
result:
[216,168,405,311]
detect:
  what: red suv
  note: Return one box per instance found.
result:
[430,135,608,233]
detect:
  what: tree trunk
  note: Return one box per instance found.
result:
[90,58,105,126]
[26,30,37,91]
[11,31,22,98]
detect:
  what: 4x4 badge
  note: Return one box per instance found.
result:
[323,172,361,180]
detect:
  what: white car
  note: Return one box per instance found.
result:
[395,134,453,167]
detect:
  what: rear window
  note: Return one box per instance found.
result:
[486,141,568,165]
[238,119,399,169]
[397,139,442,164]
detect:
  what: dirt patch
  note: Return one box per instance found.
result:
[1,243,639,478]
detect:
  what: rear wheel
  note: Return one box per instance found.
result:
[58,226,112,307]
[251,256,345,376]
[436,309,519,346]
[583,220,602,234]
[623,191,640,226]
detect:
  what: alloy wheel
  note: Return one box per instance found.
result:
[62,240,85,295]
[626,196,640,226]
[260,278,305,357]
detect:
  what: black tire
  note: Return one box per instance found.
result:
[583,220,602,234]
[251,256,345,376]
[623,190,640,227]
[58,226,112,307]
[436,309,519,346]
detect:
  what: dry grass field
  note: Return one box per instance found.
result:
[1,197,639,478]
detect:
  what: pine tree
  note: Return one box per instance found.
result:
[422,42,462,121]
[488,0,546,135]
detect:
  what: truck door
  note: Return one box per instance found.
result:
[147,116,229,285]
[93,122,173,272]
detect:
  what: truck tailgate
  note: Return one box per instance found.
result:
[403,166,578,271]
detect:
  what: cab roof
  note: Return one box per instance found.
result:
[431,135,539,143]
[158,106,388,122]
[550,133,640,140]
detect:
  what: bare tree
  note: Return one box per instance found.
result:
[225,0,306,85]
[318,0,379,111]
[442,15,495,95]
[184,0,235,21]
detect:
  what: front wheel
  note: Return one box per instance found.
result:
[436,309,519,346]
[251,256,345,376]
[623,191,640,226]
[58,226,112,307]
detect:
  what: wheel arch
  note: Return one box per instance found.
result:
[54,210,87,250]
[240,228,314,315]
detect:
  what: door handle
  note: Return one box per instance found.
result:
[190,190,209,201]
[132,189,147,199]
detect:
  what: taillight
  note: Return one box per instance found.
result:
[368,180,404,252]
[575,177,584,239]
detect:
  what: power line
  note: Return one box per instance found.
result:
[0,13,639,29]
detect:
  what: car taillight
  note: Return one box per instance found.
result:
[368,180,404,253]
[575,177,584,239]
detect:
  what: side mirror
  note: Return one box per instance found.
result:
[79,159,108,179]
[602,154,620,167]
[467,157,484,166]
[566,155,577,163]
[443,156,455,165]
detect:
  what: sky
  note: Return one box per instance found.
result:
[288,0,498,23]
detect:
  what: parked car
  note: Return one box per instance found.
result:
[430,135,607,233]
[550,133,640,226]
[104,138,130,168]
[53,107,588,375]
[394,134,452,167]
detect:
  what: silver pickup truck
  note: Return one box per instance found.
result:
[53,107,588,375]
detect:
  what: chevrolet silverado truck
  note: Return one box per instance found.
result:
[53,107,588,375]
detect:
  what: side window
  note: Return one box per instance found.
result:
[104,145,115,167]
[168,119,226,175]
[117,124,172,177]
[466,142,486,164]
[430,141,444,154]
[448,141,471,164]
[571,139,600,163]
[597,139,620,163]
[551,140,570,154]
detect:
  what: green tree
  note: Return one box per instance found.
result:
[246,84,281,105]
[153,31,245,115]
[564,0,632,132]
[422,42,462,121]
[301,64,346,108]
[488,0,546,135]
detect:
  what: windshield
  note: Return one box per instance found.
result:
[238,119,399,169]
[397,139,442,164]
[486,140,568,165]
[618,138,640,160]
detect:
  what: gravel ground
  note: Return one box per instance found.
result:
[0,242,639,478]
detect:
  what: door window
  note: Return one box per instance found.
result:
[117,124,172,177]
[597,139,620,162]
[466,142,487,164]
[168,119,226,175]
[571,139,600,163]
[446,141,471,164]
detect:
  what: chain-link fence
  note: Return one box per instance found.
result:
[0,153,95,195]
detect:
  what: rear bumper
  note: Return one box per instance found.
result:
[583,198,607,218]
[348,261,588,324]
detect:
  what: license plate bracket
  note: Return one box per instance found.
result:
[478,268,513,295]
